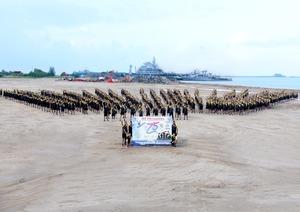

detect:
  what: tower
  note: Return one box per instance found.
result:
[129,65,132,75]
[152,57,156,66]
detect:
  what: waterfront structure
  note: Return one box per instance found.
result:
[136,57,164,76]
[179,69,232,81]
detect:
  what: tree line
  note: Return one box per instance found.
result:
[0,67,56,78]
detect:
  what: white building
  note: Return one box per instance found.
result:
[136,57,164,75]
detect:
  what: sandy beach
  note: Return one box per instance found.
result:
[0,78,300,212]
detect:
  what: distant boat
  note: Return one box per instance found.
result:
[273,73,286,77]
[134,58,231,82]
[179,70,232,81]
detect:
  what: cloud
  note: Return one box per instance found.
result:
[1,0,300,75]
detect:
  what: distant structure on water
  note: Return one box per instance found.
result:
[136,57,164,76]
[273,73,285,77]
[134,57,231,82]
[129,65,133,75]
[62,57,231,83]
[179,69,232,81]
[133,57,169,83]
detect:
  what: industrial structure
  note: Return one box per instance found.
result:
[136,57,164,76]
[64,57,231,83]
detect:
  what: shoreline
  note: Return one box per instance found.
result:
[1,76,300,92]
[179,81,300,92]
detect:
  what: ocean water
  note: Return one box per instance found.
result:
[181,76,300,90]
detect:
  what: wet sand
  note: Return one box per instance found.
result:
[0,78,300,212]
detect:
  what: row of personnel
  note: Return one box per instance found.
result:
[0,89,197,119]
[206,89,298,113]
[0,88,298,117]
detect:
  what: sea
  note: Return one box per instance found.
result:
[181,76,300,90]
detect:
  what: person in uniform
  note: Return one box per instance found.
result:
[183,105,188,120]
[130,106,136,117]
[146,106,151,116]
[168,104,174,118]
[82,101,88,114]
[138,106,143,117]
[175,104,181,120]
[112,106,117,120]
[120,105,126,120]
[60,102,65,115]
[121,120,128,146]
[171,121,178,147]
[127,121,132,147]
[160,107,166,116]
[153,107,159,116]
[107,103,111,120]
[103,103,109,121]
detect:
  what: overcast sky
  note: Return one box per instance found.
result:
[1,0,300,76]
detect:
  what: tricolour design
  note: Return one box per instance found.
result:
[131,116,172,146]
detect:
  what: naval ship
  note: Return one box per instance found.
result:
[178,70,232,81]
[133,58,231,82]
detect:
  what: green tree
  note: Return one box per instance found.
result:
[27,68,49,78]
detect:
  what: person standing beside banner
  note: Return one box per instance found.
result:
[161,107,166,116]
[121,120,128,146]
[130,106,136,117]
[127,121,132,147]
[146,106,151,116]
[138,106,143,117]
[171,121,178,147]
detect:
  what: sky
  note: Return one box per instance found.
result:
[0,0,300,76]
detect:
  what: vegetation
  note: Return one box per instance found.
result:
[0,67,56,78]
[0,70,24,77]
[27,68,51,78]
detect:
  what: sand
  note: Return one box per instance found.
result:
[0,78,300,212]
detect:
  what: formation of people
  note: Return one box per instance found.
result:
[1,87,297,148]
[206,89,298,114]
[0,89,101,114]
[0,88,298,117]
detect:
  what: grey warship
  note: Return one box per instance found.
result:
[132,58,231,82]
[179,69,232,81]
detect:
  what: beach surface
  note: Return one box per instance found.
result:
[0,78,300,212]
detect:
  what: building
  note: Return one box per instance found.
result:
[136,57,164,76]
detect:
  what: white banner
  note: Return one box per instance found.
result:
[131,116,173,146]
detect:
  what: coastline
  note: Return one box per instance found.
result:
[179,81,300,92]
[1,76,300,92]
